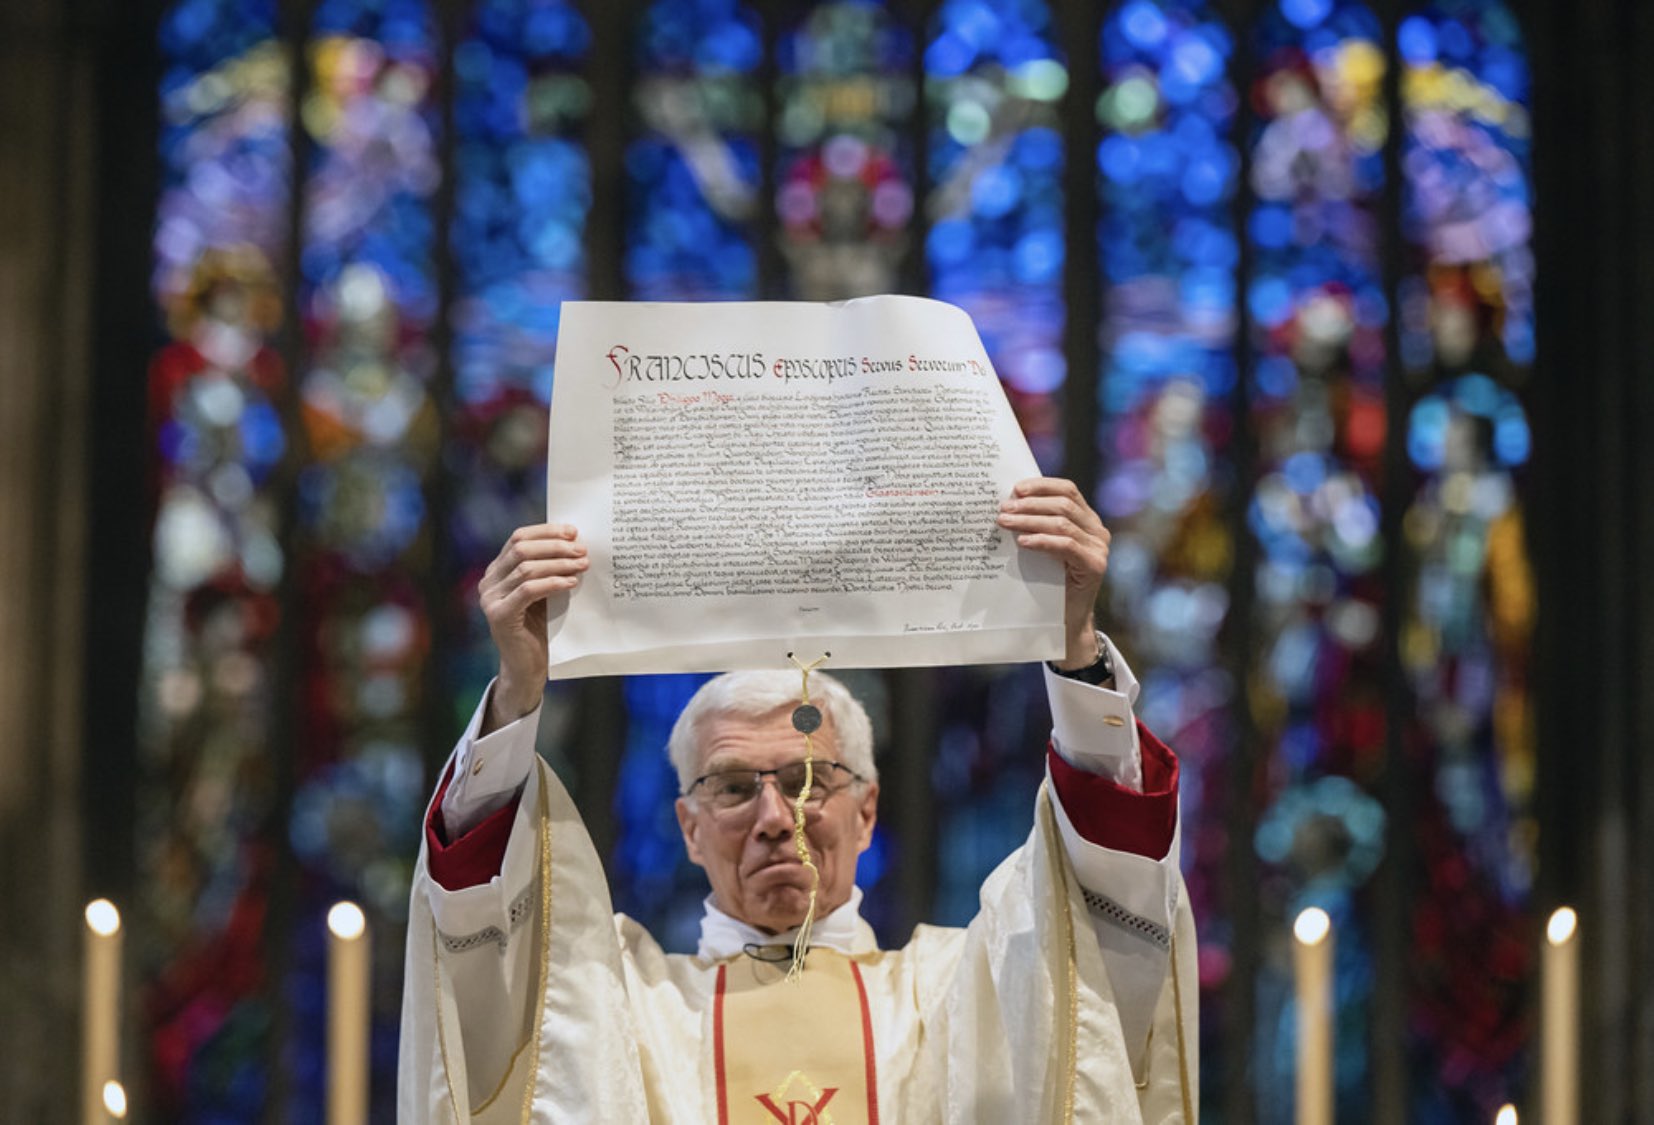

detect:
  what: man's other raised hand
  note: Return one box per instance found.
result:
[479,523,587,734]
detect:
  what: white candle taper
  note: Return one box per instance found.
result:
[327,901,371,1125]
[1542,907,1578,1125]
[1294,906,1334,1125]
[82,899,122,1125]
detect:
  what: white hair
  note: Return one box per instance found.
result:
[667,670,877,793]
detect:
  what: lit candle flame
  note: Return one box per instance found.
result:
[1294,906,1331,946]
[327,901,366,941]
[102,1080,127,1118]
[85,899,121,938]
[1546,907,1577,946]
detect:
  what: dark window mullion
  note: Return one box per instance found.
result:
[755,0,782,298]
[884,0,940,944]
[899,0,933,298]
[1057,0,1101,495]
[421,0,465,781]
[1372,1,1415,1122]
[1218,0,1263,1121]
[574,0,637,862]
[262,0,320,1118]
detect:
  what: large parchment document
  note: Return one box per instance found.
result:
[543,295,1064,677]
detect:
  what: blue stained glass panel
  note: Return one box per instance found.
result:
[1244,2,1390,1119]
[776,0,916,300]
[142,1,290,1116]
[612,674,715,952]
[930,664,1053,928]
[1399,3,1536,1119]
[1400,382,1534,1123]
[1095,0,1238,1107]
[287,1,442,1116]
[448,0,592,754]
[627,0,763,300]
[926,0,1066,470]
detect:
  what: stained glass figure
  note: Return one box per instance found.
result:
[1243,1,1390,1117]
[627,0,763,300]
[926,0,1067,469]
[286,0,442,1114]
[141,1,289,1115]
[1398,3,1535,1118]
[776,0,917,300]
[448,0,592,765]
[922,0,1065,955]
[1094,0,1239,1103]
[133,4,1549,1118]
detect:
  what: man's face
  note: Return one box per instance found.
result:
[674,706,878,935]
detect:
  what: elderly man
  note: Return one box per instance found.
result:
[398,478,1196,1123]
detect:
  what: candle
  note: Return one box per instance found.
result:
[327,901,371,1125]
[1294,906,1334,1125]
[1494,1104,1517,1125]
[1542,907,1579,1125]
[82,899,122,1125]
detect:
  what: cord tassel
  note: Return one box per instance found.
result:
[785,653,829,983]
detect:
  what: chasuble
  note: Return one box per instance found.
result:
[398,653,1198,1124]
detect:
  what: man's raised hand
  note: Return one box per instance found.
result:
[996,477,1111,671]
[479,523,588,733]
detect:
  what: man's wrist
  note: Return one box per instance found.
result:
[1051,631,1113,685]
[485,676,543,734]
[1053,618,1103,672]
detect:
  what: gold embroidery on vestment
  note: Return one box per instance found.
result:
[429,766,554,1125]
[518,767,553,1125]
[1170,929,1194,1122]
[1038,784,1079,1124]
[719,949,875,1124]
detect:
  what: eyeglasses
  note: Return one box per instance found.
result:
[685,760,864,812]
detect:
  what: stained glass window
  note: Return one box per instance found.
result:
[776,0,916,300]
[285,0,442,1114]
[1397,3,1535,1118]
[141,1,289,1115]
[1094,0,1239,1099]
[134,3,1545,1119]
[1244,2,1390,1118]
[447,0,592,762]
[926,0,1067,469]
[627,0,763,300]
[922,0,1067,932]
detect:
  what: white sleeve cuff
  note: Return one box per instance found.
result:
[1046,772,1180,1076]
[439,679,541,838]
[1045,632,1142,791]
[1048,767,1181,924]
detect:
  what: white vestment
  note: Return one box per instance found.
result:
[399,651,1198,1123]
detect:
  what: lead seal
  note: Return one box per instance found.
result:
[791,704,822,734]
